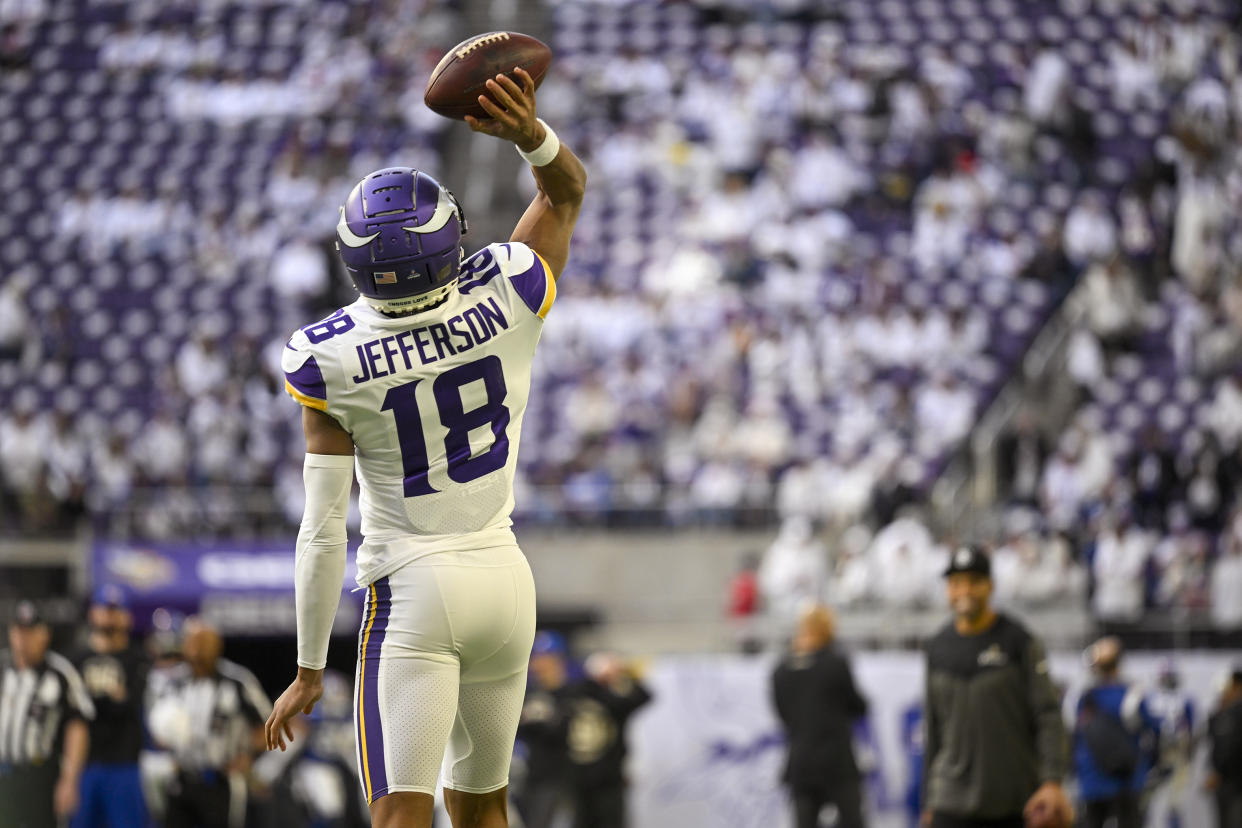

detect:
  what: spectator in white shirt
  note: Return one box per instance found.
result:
[1024,43,1071,125]
[943,307,988,366]
[1153,512,1211,609]
[174,333,229,399]
[759,517,828,626]
[133,411,190,485]
[868,513,939,608]
[1041,432,1092,531]
[912,163,984,268]
[44,411,87,511]
[1109,36,1162,111]
[1171,174,1226,297]
[1207,374,1242,452]
[0,271,28,363]
[826,524,874,608]
[1078,255,1145,353]
[1091,510,1152,625]
[915,372,976,452]
[270,236,329,307]
[1063,192,1118,267]
[1210,535,1242,633]
[789,133,868,211]
[88,432,135,514]
[0,396,46,500]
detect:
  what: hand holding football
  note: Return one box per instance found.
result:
[424,31,551,120]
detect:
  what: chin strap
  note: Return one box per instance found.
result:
[368,278,458,316]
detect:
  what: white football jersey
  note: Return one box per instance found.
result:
[281,242,555,587]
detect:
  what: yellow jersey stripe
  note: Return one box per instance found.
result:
[358,585,378,802]
[284,380,328,411]
[534,251,556,319]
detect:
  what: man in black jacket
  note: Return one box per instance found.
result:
[565,652,652,828]
[772,604,868,828]
[922,545,1072,828]
[72,586,150,828]
[1207,669,1242,828]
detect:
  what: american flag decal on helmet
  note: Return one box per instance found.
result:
[375,271,398,285]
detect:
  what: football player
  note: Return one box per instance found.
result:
[263,67,586,828]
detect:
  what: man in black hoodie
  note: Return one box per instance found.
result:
[922,545,1072,828]
[772,604,868,828]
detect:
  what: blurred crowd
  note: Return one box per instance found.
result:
[0,0,461,536]
[4,1,1242,627]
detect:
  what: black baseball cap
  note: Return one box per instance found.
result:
[943,545,991,578]
[10,600,45,628]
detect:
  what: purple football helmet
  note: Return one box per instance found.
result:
[334,167,468,313]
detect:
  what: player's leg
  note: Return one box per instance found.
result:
[439,671,529,827]
[438,548,537,828]
[356,572,461,828]
[371,792,435,828]
[443,786,510,828]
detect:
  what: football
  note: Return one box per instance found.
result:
[424,31,552,120]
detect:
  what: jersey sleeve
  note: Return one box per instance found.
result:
[497,242,556,320]
[225,663,273,725]
[281,332,328,411]
[48,652,95,723]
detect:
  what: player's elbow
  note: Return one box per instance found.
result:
[549,177,585,210]
[572,161,588,199]
[556,158,587,205]
[296,515,348,553]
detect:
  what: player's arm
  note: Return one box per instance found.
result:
[466,67,586,280]
[265,407,354,751]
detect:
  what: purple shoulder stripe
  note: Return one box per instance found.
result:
[509,252,549,316]
[285,355,326,400]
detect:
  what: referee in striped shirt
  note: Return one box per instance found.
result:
[0,601,94,828]
[147,617,270,828]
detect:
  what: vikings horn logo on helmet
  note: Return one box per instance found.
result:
[336,208,381,248]
[403,189,459,235]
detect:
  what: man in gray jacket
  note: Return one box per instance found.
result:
[921,546,1073,828]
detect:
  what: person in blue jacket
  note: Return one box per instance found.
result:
[1072,637,1161,828]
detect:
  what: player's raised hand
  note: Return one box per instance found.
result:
[465,67,545,153]
[265,668,324,751]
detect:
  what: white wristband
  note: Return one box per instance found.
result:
[518,119,560,167]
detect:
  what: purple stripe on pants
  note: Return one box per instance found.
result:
[360,577,392,800]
